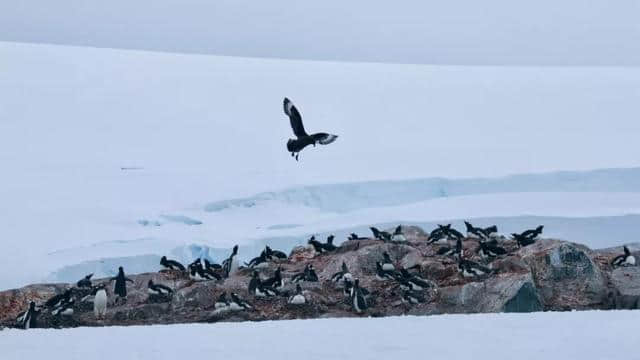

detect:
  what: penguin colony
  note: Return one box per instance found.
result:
[13,222,637,329]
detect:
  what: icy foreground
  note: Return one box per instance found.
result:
[1,311,638,360]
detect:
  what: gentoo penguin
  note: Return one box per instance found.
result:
[464,221,485,239]
[351,279,368,313]
[375,262,397,281]
[44,289,72,311]
[265,246,287,260]
[321,235,338,252]
[248,271,262,294]
[308,236,326,253]
[458,259,494,278]
[370,227,391,242]
[447,227,464,241]
[477,240,507,259]
[391,225,407,242]
[512,233,536,248]
[189,260,219,281]
[397,268,432,291]
[343,278,354,297]
[110,266,134,300]
[222,245,239,278]
[229,292,252,310]
[402,290,426,305]
[288,284,307,305]
[93,284,108,319]
[262,267,284,289]
[160,256,186,271]
[611,246,636,267]
[215,293,230,310]
[255,282,280,297]
[330,262,353,283]
[147,279,173,296]
[247,252,269,269]
[51,298,75,316]
[439,238,463,258]
[16,301,40,329]
[349,233,367,241]
[482,225,498,238]
[382,252,395,271]
[283,97,338,161]
[77,273,93,288]
[427,225,450,244]
[292,264,318,283]
[521,225,544,239]
[204,259,222,270]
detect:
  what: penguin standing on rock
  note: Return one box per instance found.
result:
[458,259,494,278]
[370,227,392,242]
[331,262,352,283]
[230,293,252,310]
[611,246,636,267]
[189,259,220,281]
[215,293,230,310]
[265,246,287,260]
[292,264,318,283]
[16,301,40,329]
[382,252,395,271]
[262,267,284,289]
[288,284,307,305]
[51,298,75,316]
[248,271,262,294]
[147,279,173,296]
[222,245,239,278]
[348,233,367,241]
[375,262,397,280]
[512,233,536,248]
[110,267,134,302]
[402,290,426,304]
[44,289,72,311]
[160,256,186,271]
[308,236,326,253]
[77,273,93,288]
[477,240,507,259]
[351,279,368,313]
[93,284,108,320]
[391,225,407,242]
[321,235,338,252]
[521,225,544,239]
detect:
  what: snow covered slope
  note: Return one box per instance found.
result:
[1,41,640,289]
[1,311,637,360]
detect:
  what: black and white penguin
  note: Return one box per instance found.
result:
[464,221,485,239]
[351,279,368,313]
[402,290,426,304]
[283,97,338,161]
[521,225,544,239]
[330,262,353,283]
[189,259,220,281]
[397,268,432,291]
[222,245,239,278]
[265,246,287,260]
[204,259,222,270]
[292,264,318,283]
[512,233,536,248]
[375,262,397,281]
[428,225,450,244]
[262,267,284,289]
[348,233,367,241]
[44,289,72,311]
[447,227,464,241]
[110,266,134,300]
[611,246,636,267]
[370,227,392,242]
[288,284,306,305]
[51,298,75,316]
[343,278,354,297]
[321,235,338,252]
[160,256,186,271]
[439,238,463,258]
[382,252,395,271]
[308,236,326,253]
[93,284,108,319]
[477,240,507,259]
[248,271,262,294]
[458,259,494,278]
[215,293,230,310]
[482,225,498,238]
[147,279,173,296]
[230,292,252,310]
[247,252,269,269]
[16,301,40,329]
[76,273,93,288]
[255,283,280,297]
[391,225,407,242]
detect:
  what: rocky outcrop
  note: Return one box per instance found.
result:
[1,228,638,329]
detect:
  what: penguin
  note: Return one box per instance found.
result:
[512,233,536,248]
[189,260,219,281]
[351,279,368,313]
[428,225,451,244]
[204,259,222,270]
[229,292,252,310]
[110,267,134,300]
[397,268,432,291]
[76,273,93,288]
[447,227,464,241]
[255,283,280,297]
[440,238,463,258]
[215,293,230,310]
[147,279,173,296]
[262,267,284,289]
[343,278,354,297]
[375,262,397,281]
[348,233,367,241]
[16,301,39,329]
[521,225,544,239]
[382,252,395,271]
[391,225,407,242]
[321,235,338,252]
[265,246,287,260]
[51,298,75,316]
[402,290,426,304]
[482,225,498,238]
[93,284,108,319]
[248,271,262,294]
[464,221,486,239]
[222,245,239,278]
[44,289,72,311]
[247,252,269,269]
[370,227,391,242]
[308,236,326,253]
[477,240,507,259]
[611,246,636,267]
[330,262,352,283]
[288,284,306,305]
[292,264,318,283]
[160,256,186,271]
[458,259,494,278]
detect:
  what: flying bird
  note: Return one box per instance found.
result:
[283,97,338,160]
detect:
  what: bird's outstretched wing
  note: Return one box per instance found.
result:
[283,98,308,138]
[311,133,338,145]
